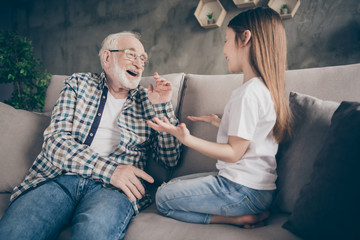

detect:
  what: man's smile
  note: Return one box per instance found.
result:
[126,69,140,78]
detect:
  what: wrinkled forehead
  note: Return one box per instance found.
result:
[116,36,148,58]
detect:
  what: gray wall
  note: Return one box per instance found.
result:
[1,0,360,100]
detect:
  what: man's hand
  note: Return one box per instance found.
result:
[148,72,173,104]
[110,165,154,202]
[187,114,221,128]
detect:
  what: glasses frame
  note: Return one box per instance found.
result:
[109,49,149,66]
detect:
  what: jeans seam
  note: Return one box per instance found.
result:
[53,179,76,204]
[115,203,134,240]
[220,196,257,216]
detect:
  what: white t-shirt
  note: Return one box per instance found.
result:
[216,77,278,190]
[90,91,126,156]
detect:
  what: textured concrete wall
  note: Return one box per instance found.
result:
[1,0,360,100]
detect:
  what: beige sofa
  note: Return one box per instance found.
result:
[1,63,359,239]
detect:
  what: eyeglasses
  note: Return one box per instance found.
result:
[109,49,149,66]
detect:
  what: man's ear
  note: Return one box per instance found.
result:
[241,30,252,46]
[102,50,111,68]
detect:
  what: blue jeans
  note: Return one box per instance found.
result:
[156,172,275,224]
[0,175,134,240]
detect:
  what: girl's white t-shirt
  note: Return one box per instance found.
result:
[216,77,278,190]
[90,91,126,156]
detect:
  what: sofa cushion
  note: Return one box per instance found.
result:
[285,63,360,103]
[43,75,68,112]
[283,101,360,239]
[172,73,244,178]
[0,103,51,192]
[124,204,300,240]
[274,92,339,213]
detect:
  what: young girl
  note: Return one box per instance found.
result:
[147,7,291,228]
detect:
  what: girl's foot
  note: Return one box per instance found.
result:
[211,211,270,228]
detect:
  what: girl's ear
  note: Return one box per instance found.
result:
[241,30,252,46]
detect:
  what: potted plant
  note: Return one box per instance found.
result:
[280,4,289,14]
[0,31,50,112]
[206,12,215,24]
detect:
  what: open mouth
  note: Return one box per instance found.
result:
[126,70,138,77]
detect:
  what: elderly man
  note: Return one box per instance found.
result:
[0,32,181,239]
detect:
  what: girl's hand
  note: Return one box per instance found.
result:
[187,114,221,128]
[147,117,190,143]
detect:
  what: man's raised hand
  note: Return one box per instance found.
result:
[148,72,173,104]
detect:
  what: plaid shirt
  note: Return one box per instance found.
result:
[11,72,182,213]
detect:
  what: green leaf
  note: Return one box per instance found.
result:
[0,30,51,112]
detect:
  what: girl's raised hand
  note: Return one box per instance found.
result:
[147,117,190,143]
[187,114,221,128]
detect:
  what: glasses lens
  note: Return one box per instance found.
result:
[125,50,148,66]
[125,50,136,60]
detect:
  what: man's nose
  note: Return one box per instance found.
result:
[133,57,144,70]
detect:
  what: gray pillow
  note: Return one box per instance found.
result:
[283,101,360,239]
[274,92,339,213]
[0,103,50,192]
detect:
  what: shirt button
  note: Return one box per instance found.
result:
[98,113,102,117]
[90,133,94,137]
[103,96,106,99]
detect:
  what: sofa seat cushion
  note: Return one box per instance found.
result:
[0,103,51,192]
[283,101,360,239]
[274,92,339,213]
[124,204,300,240]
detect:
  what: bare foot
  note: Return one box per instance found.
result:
[241,211,270,229]
[211,211,270,228]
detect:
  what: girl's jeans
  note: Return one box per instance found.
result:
[0,175,134,240]
[156,172,275,224]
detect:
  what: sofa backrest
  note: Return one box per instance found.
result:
[42,64,360,183]
[285,63,360,102]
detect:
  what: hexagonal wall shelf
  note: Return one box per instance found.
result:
[268,0,301,19]
[194,0,227,29]
[232,0,259,9]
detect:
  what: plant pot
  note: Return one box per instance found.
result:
[281,8,289,14]
[207,19,215,24]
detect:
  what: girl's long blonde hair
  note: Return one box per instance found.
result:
[228,7,292,142]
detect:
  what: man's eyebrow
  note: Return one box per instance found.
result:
[128,47,148,59]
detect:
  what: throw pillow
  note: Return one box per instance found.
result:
[274,92,339,213]
[283,101,360,239]
[0,103,51,192]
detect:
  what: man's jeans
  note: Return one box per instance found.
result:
[156,173,275,224]
[0,175,134,240]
